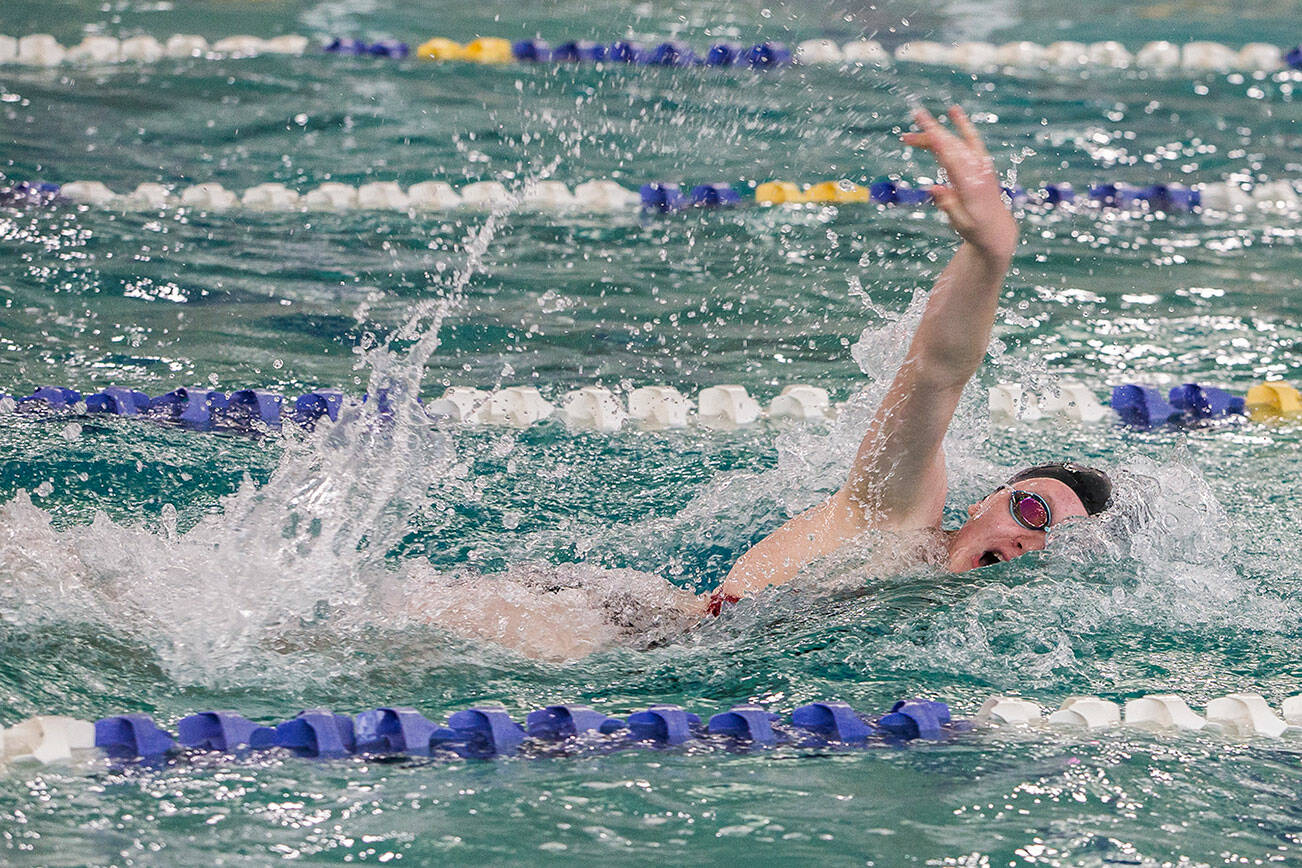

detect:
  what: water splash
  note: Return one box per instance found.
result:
[0,202,517,685]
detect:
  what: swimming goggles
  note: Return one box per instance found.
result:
[1006,488,1052,532]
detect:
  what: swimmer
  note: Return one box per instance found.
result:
[407,104,1112,658]
[712,104,1112,611]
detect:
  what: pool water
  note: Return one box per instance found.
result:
[3,0,1302,863]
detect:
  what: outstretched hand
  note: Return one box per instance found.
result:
[901,105,1018,262]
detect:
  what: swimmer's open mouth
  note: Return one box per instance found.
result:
[978,550,1005,567]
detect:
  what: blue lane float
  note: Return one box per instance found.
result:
[1112,382,1245,427]
[70,697,959,766]
[176,712,273,752]
[94,714,178,759]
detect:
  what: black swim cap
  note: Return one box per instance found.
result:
[1006,462,1113,515]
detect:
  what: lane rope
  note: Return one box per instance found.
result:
[2,177,1298,216]
[2,691,1300,767]
[1,31,1299,75]
[0,380,1296,433]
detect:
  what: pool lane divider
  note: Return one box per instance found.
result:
[1,380,1297,433]
[2,31,1300,75]
[4,176,1300,216]
[5,692,1302,769]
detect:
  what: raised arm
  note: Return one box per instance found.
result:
[718,106,1018,598]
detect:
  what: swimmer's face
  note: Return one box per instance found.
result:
[945,477,1088,573]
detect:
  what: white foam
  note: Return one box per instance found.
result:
[165,34,210,59]
[60,181,118,206]
[17,34,65,67]
[0,35,17,65]
[119,35,164,63]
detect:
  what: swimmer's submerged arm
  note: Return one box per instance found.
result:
[720,106,1017,599]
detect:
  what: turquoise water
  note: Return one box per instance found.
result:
[3,0,1302,863]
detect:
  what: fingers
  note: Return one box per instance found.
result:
[947,106,989,157]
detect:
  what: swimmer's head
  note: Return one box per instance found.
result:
[945,462,1112,573]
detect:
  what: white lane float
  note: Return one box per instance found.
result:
[1135,40,1183,69]
[120,35,165,63]
[841,39,888,66]
[460,181,512,209]
[60,180,118,206]
[180,183,239,211]
[242,183,301,211]
[1283,695,1302,726]
[408,180,463,210]
[794,39,843,65]
[425,387,491,423]
[697,385,762,426]
[1204,693,1289,738]
[561,386,627,432]
[571,180,641,211]
[478,386,554,427]
[1,716,96,765]
[627,386,692,428]
[1122,694,1207,731]
[68,35,122,64]
[1047,696,1121,729]
[356,181,409,210]
[121,182,174,210]
[303,182,360,211]
[165,34,210,58]
[768,385,833,421]
[976,696,1044,726]
[17,34,66,67]
[523,180,577,210]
